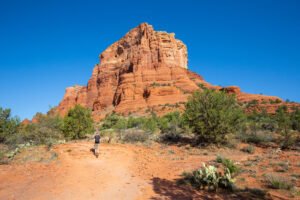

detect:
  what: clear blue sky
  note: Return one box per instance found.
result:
[1,0,299,120]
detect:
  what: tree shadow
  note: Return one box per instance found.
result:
[159,135,199,147]
[150,177,219,200]
[150,177,272,200]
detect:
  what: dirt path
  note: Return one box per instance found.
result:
[0,140,241,200]
[0,142,148,200]
[1,141,213,200]
[1,141,297,200]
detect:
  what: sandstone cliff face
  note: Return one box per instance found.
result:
[54,23,299,121]
[56,23,201,120]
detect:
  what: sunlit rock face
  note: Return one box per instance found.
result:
[53,23,299,121]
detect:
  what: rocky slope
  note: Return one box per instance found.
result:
[53,23,299,121]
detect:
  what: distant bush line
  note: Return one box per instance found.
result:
[1,89,300,162]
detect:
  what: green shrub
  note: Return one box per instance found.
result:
[269,99,282,104]
[156,112,187,143]
[127,117,146,129]
[245,106,300,148]
[99,112,188,143]
[183,90,245,144]
[0,107,20,143]
[261,100,268,104]
[100,113,124,130]
[23,114,64,145]
[98,129,117,143]
[63,105,94,139]
[291,108,300,131]
[142,117,158,133]
[113,117,128,130]
[241,145,255,154]
[222,158,240,176]
[215,156,240,176]
[247,110,277,132]
[0,151,8,164]
[276,106,291,133]
[150,82,161,87]
[238,130,276,145]
[101,113,159,134]
[275,106,295,149]
[224,135,238,149]
[265,174,294,190]
[246,100,259,108]
[158,112,183,132]
[180,163,235,191]
[197,83,207,90]
[121,129,150,143]
[276,161,289,172]
[216,155,224,163]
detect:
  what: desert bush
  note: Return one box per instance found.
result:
[280,133,296,150]
[183,90,245,144]
[0,109,64,148]
[215,156,240,176]
[98,129,120,143]
[157,112,182,132]
[99,112,188,143]
[241,145,255,154]
[113,117,128,130]
[197,83,207,90]
[221,158,240,176]
[15,114,64,146]
[100,113,124,130]
[245,107,300,149]
[290,108,300,131]
[150,82,161,87]
[225,137,239,149]
[63,105,94,139]
[180,163,235,191]
[127,117,146,129]
[100,113,159,133]
[142,116,159,133]
[0,150,8,164]
[265,174,294,190]
[247,110,277,132]
[216,155,224,163]
[238,130,276,145]
[121,129,150,143]
[276,106,291,133]
[157,112,185,143]
[275,106,295,149]
[246,100,259,108]
[0,107,20,143]
[269,99,282,104]
[276,161,289,172]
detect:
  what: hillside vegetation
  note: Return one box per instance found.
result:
[1,89,300,198]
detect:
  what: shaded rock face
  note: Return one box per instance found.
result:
[54,23,299,121]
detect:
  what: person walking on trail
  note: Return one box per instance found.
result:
[94,133,100,158]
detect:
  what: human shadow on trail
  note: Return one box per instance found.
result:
[90,148,96,157]
[150,177,272,200]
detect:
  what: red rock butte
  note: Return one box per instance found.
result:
[53,23,299,121]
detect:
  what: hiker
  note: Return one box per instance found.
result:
[94,132,100,157]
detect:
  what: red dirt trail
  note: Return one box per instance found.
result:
[0,141,298,200]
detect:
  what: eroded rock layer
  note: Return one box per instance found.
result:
[54,23,299,121]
